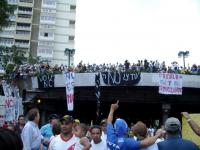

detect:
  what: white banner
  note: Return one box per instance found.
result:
[0,96,23,126]
[64,71,75,111]
[159,73,183,95]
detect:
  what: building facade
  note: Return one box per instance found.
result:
[33,0,76,65]
[0,0,76,65]
[0,0,34,58]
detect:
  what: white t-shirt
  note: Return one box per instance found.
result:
[90,140,108,150]
[48,134,79,150]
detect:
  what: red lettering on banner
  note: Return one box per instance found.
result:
[67,94,74,103]
[5,99,14,108]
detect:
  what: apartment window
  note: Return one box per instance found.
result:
[7,0,17,4]
[43,0,56,5]
[19,0,33,3]
[70,5,76,11]
[44,33,48,37]
[18,14,31,19]
[69,20,75,25]
[69,36,74,41]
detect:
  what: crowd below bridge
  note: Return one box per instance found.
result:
[0,101,200,150]
[1,59,200,79]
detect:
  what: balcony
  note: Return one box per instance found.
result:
[19,0,34,7]
[16,26,31,31]
[15,42,30,48]
[42,0,56,9]
[15,33,30,40]
[17,15,32,23]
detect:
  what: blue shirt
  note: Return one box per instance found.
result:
[40,123,53,150]
[21,121,43,150]
[107,123,140,150]
[157,135,200,150]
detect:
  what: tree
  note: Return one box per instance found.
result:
[0,0,15,31]
[0,45,27,66]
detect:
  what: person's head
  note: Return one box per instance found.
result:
[90,125,102,144]
[60,115,74,135]
[114,118,128,138]
[73,119,80,130]
[48,114,59,125]
[75,123,88,138]
[132,121,147,140]
[52,121,61,136]
[27,108,40,124]
[18,115,25,126]
[100,119,107,133]
[164,117,181,136]
[0,127,23,150]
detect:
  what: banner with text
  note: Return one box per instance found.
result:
[0,96,23,126]
[101,72,141,85]
[38,73,55,89]
[159,73,182,95]
[64,71,75,111]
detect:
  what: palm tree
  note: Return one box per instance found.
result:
[178,51,189,69]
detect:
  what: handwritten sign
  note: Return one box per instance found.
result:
[38,73,55,89]
[64,71,75,111]
[159,73,182,95]
[101,72,141,85]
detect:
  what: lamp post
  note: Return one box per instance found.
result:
[178,51,189,69]
[64,48,75,67]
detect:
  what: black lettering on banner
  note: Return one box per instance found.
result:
[101,72,141,85]
[38,73,55,89]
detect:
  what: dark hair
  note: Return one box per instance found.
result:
[27,108,39,121]
[90,125,101,132]
[18,115,25,120]
[79,123,89,135]
[0,127,23,150]
[52,122,61,136]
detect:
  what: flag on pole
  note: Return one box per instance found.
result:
[64,71,75,111]
[95,73,101,119]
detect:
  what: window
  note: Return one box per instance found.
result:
[70,5,76,11]
[69,36,74,41]
[44,33,48,37]
[69,20,75,25]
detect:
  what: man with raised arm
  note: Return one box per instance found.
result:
[106,100,162,150]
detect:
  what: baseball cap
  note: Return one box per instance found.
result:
[165,117,181,132]
[74,119,80,124]
[60,115,74,124]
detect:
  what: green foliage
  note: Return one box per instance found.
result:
[0,0,16,31]
[5,63,14,74]
[0,45,27,66]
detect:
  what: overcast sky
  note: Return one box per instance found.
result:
[74,0,200,66]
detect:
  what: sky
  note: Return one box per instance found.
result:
[74,0,200,66]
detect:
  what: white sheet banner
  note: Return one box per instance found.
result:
[159,73,183,95]
[64,71,75,111]
[0,96,23,126]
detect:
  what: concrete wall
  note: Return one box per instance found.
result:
[32,73,200,88]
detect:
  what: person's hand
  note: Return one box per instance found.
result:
[111,100,119,111]
[181,112,191,120]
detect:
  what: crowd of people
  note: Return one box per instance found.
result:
[1,101,200,150]
[1,59,200,79]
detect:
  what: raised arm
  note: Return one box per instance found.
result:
[182,112,200,136]
[139,131,161,148]
[107,100,119,124]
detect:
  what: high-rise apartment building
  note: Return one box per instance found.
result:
[0,0,33,58]
[0,0,76,65]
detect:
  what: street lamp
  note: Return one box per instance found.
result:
[64,48,75,67]
[178,51,189,69]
